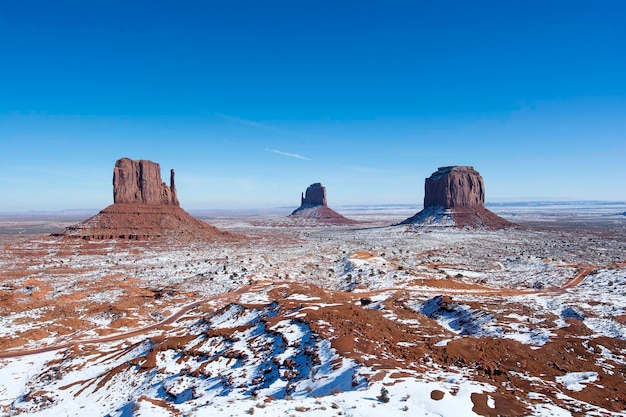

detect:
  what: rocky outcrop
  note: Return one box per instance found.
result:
[424,166,484,208]
[54,158,230,241]
[401,166,513,229]
[113,158,179,206]
[301,183,327,207]
[290,183,356,225]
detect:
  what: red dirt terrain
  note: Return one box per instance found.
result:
[4,278,625,416]
[1,211,625,416]
[52,203,233,241]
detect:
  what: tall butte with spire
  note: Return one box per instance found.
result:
[112,158,180,206]
[289,182,356,225]
[54,157,230,240]
[400,166,513,229]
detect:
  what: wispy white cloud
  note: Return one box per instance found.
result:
[217,113,266,129]
[216,113,323,140]
[266,148,311,161]
[350,166,377,173]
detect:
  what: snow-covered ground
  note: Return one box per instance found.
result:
[0,203,625,416]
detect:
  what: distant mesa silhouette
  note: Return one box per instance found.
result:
[289,182,357,225]
[400,166,513,229]
[53,158,230,241]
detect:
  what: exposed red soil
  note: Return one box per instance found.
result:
[0,283,254,358]
[406,278,494,291]
[3,275,626,414]
[471,392,529,417]
[350,251,378,260]
[262,282,626,414]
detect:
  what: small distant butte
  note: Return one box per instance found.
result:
[289,183,357,225]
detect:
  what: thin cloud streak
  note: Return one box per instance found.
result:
[216,113,324,140]
[266,149,311,161]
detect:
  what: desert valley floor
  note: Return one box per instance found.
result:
[1,204,625,416]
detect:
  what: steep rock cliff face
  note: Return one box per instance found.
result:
[113,158,179,206]
[424,166,484,209]
[300,183,327,207]
[401,166,513,230]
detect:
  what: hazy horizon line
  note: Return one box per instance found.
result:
[1,199,625,215]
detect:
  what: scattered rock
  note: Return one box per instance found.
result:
[431,390,445,400]
[360,297,373,306]
[561,306,586,321]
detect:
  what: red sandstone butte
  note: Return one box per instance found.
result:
[113,158,179,206]
[401,166,513,229]
[290,183,357,225]
[53,158,230,241]
[424,166,484,208]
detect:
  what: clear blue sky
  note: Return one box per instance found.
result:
[1,0,625,211]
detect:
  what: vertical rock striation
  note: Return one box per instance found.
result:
[113,158,179,206]
[423,166,484,209]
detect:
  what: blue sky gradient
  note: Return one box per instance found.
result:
[1,1,625,210]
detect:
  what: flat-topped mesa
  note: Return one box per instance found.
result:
[424,166,484,209]
[113,158,179,206]
[400,165,513,229]
[301,182,328,207]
